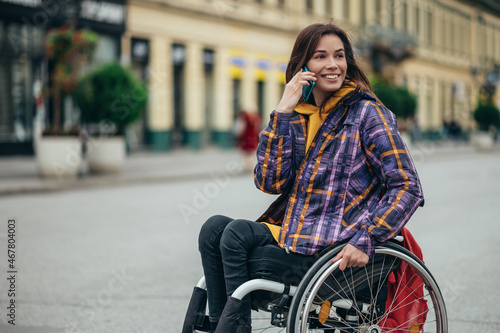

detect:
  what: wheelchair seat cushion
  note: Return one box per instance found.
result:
[248,244,315,285]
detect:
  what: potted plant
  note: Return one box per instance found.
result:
[472,101,500,151]
[75,63,148,173]
[36,24,97,179]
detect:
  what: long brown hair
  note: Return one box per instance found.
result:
[286,22,377,109]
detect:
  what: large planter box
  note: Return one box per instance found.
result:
[36,136,82,180]
[87,136,126,174]
[471,132,494,152]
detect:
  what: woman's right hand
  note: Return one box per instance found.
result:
[275,69,316,114]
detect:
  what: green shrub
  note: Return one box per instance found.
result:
[75,63,148,133]
[473,102,500,132]
[371,77,417,120]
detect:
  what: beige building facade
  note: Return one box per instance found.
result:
[123,0,500,150]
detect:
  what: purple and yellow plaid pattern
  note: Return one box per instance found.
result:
[254,89,424,257]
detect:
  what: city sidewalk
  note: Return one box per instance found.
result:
[0,141,498,197]
[0,147,248,197]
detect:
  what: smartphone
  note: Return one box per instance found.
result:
[301,66,315,102]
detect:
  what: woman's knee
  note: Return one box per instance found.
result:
[198,215,233,252]
[219,219,251,252]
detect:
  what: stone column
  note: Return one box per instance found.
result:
[265,59,280,120]
[148,36,173,151]
[496,27,500,63]
[242,52,257,112]
[393,0,403,31]
[414,76,426,131]
[443,80,452,123]
[291,0,303,25]
[313,0,324,17]
[434,8,442,54]
[364,0,376,27]
[350,0,361,26]
[379,0,388,27]
[418,1,425,46]
[431,78,441,132]
[333,0,342,21]
[406,0,415,36]
[213,47,233,148]
[120,34,131,66]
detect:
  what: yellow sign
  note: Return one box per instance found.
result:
[276,56,288,84]
[255,53,271,81]
[229,49,246,79]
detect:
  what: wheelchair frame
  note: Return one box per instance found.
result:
[184,241,448,333]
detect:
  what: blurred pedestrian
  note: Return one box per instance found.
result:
[32,79,45,150]
[411,115,422,142]
[494,119,500,142]
[234,108,261,172]
[449,119,462,143]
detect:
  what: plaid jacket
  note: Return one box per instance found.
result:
[254,87,424,256]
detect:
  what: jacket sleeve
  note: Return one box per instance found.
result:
[348,103,424,257]
[254,111,296,194]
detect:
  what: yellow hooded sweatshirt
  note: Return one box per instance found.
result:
[295,80,358,152]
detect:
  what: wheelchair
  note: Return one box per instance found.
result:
[183,238,447,333]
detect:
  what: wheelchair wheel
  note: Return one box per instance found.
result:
[287,242,447,333]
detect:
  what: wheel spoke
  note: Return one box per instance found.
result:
[381,306,434,332]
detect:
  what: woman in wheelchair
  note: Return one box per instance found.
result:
[184,22,447,333]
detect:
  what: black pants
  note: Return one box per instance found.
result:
[198,215,276,327]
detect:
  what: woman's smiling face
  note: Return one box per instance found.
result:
[305,34,348,104]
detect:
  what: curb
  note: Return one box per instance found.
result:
[0,169,251,197]
[0,149,249,197]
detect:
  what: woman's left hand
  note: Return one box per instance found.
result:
[331,244,369,271]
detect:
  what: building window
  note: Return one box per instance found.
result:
[450,20,455,53]
[278,0,285,8]
[415,5,420,38]
[232,78,241,120]
[172,43,186,147]
[442,15,447,52]
[360,0,367,27]
[427,11,433,47]
[492,25,496,61]
[306,0,313,13]
[0,21,44,144]
[463,19,467,56]
[343,0,350,21]
[203,49,215,145]
[465,85,471,128]
[325,0,332,17]
[130,38,150,148]
[495,26,500,61]
[388,0,395,28]
[489,24,495,60]
[459,22,466,57]
[0,60,13,140]
[257,81,265,118]
[440,81,446,124]
[450,83,456,120]
[484,25,489,61]
[91,35,119,66]
[403,2,408,33]
[375,0,382,25]
[427,79,433,130]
